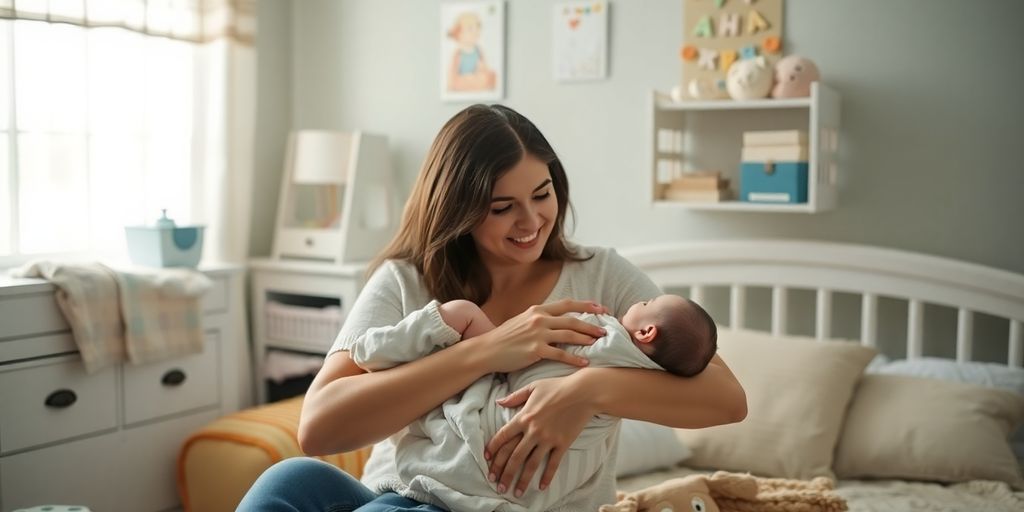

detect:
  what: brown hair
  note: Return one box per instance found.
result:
[370,104,586,304]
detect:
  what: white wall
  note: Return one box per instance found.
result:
[252,0,1024,276]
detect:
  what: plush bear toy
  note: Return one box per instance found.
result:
[599,471,848,512]
[770,55,820,98]
[725,56,773,100]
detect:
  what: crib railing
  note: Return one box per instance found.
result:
[687,283,1023,367]
[622,241,1024,369]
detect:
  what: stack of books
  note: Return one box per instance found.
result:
[662,171,731,202]
[741,130,809,162]
[739,130,810,204]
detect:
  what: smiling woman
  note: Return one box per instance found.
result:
[237,104,746,512]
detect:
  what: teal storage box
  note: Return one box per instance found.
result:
[125,211,205,268]
[740,162,808,204]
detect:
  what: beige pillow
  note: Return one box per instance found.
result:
[675,329,876,479]
[834,374,1024,488]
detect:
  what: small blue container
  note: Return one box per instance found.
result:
[740,161,808,204]
[125,210,205,268]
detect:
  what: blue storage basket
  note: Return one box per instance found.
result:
[739,161,809,204]
[124,211,205,268]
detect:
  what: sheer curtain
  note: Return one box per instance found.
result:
[0,0,256,265]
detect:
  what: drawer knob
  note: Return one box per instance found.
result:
[161,369,187,386]
[44,389,78,408]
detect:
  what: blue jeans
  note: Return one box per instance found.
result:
[235,457,445,512]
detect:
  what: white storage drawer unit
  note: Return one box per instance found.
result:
[0,265,243,512]
[249,258,365,403]
[0,357,118,454]
[122,331,221,425]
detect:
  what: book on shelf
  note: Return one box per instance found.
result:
[741,144,809,162]
[663,188,732,202]
[669,174,730,191]
[743,130,808,147]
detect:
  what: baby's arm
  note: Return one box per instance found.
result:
[438,299,496,339]
[350,300,462,372]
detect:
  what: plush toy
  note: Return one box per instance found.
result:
[686,77,729,100]
[599,471,848,512]
[770,55,820,98]
[726,57,773,100]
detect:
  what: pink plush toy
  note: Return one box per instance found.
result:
[770,55,820,98]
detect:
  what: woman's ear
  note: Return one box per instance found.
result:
[634,325,658,344]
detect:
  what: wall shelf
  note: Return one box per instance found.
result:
[650,82,841,213]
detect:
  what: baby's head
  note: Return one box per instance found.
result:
[620,294,717,377]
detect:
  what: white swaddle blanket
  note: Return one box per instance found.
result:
[351,304,664,512]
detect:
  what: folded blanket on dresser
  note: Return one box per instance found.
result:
[11,261,211,373]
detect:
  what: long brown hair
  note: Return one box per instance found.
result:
[370,104,586,304]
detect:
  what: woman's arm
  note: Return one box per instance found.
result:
[578,354,747,427]
[298,299,610,456]
[299,344,493,455]
[484,355,745,496]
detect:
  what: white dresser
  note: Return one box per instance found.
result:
[0,265,245,512]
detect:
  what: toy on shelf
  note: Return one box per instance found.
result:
[661,171,732,203]
[679,0,785,101]
[685,77,729,100]
[726,56,773,100]
[739,129,809,204]
[771,55,820,98]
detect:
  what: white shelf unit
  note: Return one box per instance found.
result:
[650,82,841,213]
[248,258,366,403]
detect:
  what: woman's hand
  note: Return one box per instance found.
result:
[472,299,608,373]
[484,373,597,497]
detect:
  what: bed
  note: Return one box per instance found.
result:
[612,239,1024,512]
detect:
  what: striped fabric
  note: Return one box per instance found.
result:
[177,396,373,511]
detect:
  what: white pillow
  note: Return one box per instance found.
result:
[615,419,691,477]
[873,357,1024,393]
[872,357,1024,459]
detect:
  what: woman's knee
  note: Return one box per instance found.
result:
[238,457,374,511]
[265,457,355,484]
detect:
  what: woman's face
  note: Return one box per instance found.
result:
[471,153,558,269]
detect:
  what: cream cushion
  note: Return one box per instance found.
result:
[615,419,691,477]
[834,374,1024,488]
[675,329,876,479]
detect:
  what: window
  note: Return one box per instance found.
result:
[1,18,198,261]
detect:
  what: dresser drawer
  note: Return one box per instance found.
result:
[200,276,229,314]
[122,331,221,425]
[0,292,69,340]
[0,359,118,454]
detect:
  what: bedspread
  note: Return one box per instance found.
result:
[616,466,1024,512]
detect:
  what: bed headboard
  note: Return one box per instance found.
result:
[619,240,1024,368]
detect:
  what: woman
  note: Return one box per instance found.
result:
[238,105,746,511]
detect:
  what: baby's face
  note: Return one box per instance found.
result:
[620,294,689,333]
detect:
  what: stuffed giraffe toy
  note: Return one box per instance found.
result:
[599,471,848,512]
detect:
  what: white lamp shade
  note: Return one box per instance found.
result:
[292,130,352,184]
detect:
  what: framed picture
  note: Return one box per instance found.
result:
[553,1,609,82]
[440,0,505,102]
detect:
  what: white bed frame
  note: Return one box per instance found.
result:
[619,240,1024,368]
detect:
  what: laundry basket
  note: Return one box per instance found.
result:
[265,300,343,346]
